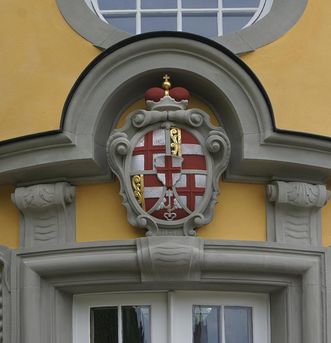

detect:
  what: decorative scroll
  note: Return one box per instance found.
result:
[132,175,145,210]
[170,128,182,156]
[107,105,230,236]
[268,181,330,208]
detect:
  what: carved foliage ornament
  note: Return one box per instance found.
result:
[106,76,230,236]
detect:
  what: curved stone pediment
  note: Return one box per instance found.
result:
[0,34,330,185]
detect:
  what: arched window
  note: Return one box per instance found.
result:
[56,0,307,53]
[86,0,272,37]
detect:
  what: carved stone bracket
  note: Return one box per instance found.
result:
[137,237,203,282]
[12,182,75,248]
[267,181,331,246]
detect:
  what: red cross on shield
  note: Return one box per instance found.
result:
[154,155,183,188]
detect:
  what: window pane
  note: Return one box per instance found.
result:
[224,306,253,343]
[223,13,253,34]
[193,306,220,343]
[141,14,177,33]
[122,306,151,343]
[98,0,136,10]
[141,0,177,9]
[105,14,136,34]
[223,0,260,7]
[182,0,218,8]
[90,307,118,343]
[183,13,218,37]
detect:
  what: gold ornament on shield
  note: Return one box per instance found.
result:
[170,128,182,156]
[132,174,145,210]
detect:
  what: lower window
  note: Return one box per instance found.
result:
[73,291,270,343]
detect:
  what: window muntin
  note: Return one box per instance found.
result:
[193,305,253,343]
[90,305,151,343]
[73,291,269,343]
[87,0,272,37]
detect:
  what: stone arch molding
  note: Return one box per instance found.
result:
[1,34,331,186]
[56,0,308,54]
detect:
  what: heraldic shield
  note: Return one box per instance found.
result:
[107,75,231,236]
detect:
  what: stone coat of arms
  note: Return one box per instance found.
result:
[107,75,231,236]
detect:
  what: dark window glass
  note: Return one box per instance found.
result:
[141,0,177,9]
[182,13,218,37]
[223,13,252,34]
[90,307,118,343]
[98,0,136,10]
[105,14,136,34]
[182,0,218,8]
[193,306,220,343]
[223,0,260,7]
[224,306,253,343]
[141,14,177,33]
[122,306,151,343]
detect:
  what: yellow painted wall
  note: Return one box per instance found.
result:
[78,98,265,243]
[0,0,99,141]
[76,181,266,243]
[322,183,331,247]
[242,0,331,136]
[0,0,331,247]
[1,0,331,139]
[0,186,19,248]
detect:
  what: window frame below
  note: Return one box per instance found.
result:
[73,291,270,343]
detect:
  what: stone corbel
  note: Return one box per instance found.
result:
[267,181,331,246]
[12,182,75,248]
[137,237,203,282]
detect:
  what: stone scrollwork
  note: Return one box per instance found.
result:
[267,181,330,208]
[12,182,76,248]
[106,103,230,236]
[267,181,331,246]
[131,110,167,128]
[168,109,204,128]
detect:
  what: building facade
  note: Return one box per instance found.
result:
[1,0,331,342]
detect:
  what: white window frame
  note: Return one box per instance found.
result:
[87,0,273,36]
[73,291,270,343]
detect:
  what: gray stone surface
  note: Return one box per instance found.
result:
[267,181,331,246]
[107,108,230,236]
[137,237,203,281]
[1,37,331,186]
[11,183,75,248]
[0,248,11,343]
[5,239,326,343]
[56,0,307,54]
[327,247,331,343]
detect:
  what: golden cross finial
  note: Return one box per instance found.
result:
[163,74,170,83]
[162,74,171,96]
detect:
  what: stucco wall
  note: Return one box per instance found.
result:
[0,0,331,248]
[0,0,99,141]
[242,0,331,137]
[1,0,330,139]
[0,186,19,248]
